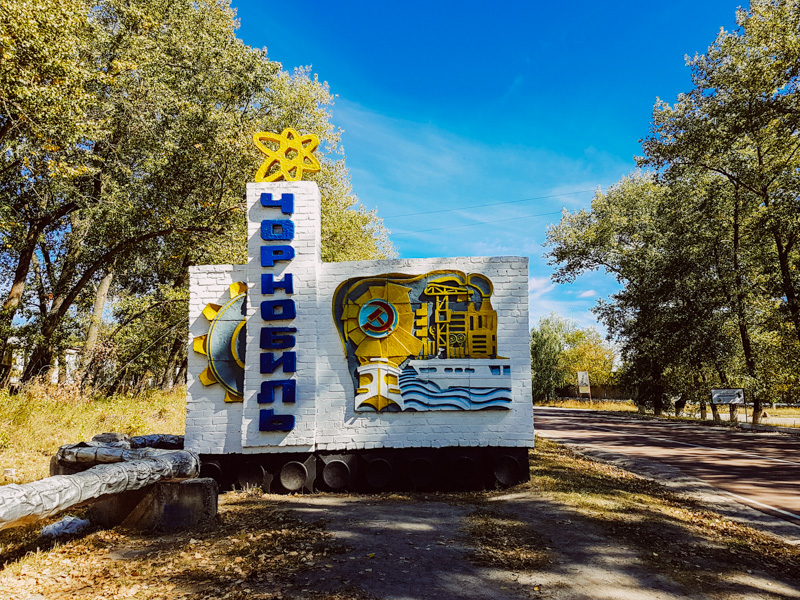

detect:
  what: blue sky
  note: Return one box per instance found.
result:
[232,0,743,332]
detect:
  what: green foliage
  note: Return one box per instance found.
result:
[530,314,615,402]
[1,0,393,387]
[530,315,569,401]
[546,0,800,418]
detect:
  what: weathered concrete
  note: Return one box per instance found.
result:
[88,478,218,530]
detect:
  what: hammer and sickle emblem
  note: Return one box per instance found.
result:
[358,299,399,338]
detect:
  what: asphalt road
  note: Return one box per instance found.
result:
[533,407,800,528]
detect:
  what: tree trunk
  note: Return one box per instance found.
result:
[731,189,762,424]
[710,401,721,424]
[21,227,210,383]
[175,356,188,387]
[0,201,77,370]
[160,330,185,390]
[769,216,800,346]
[82,270,113,368]
[57,351,68,385]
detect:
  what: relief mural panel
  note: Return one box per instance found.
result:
[332,271,512,412]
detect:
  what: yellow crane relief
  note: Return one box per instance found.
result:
[417,277,498,359]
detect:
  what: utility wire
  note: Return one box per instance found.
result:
[391,209,565,236]
[382,189,595,219]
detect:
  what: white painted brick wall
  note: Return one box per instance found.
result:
[185,182,534,455]
[242,182,320,451]
[186,264,247,454]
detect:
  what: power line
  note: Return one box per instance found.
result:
[382,189,595,219]
[391,209,565,236]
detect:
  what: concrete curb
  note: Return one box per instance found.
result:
[739,422,800,436]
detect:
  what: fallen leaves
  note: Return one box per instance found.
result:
[464,509,551,571]
[0,491,346,600]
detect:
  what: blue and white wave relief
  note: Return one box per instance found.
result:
[398,368,511,411]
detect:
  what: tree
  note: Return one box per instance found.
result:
[0,0,97,379]
[2,0,393,387]
[530,313,615,402]
[561,326,615,396]
[545,1,800,422]
[530,314,569,401]
[642,0,800,347]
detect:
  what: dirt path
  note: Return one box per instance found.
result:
[281,489,799,600]
[285,495,694,600]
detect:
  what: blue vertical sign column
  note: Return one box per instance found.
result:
[258,192,297,432]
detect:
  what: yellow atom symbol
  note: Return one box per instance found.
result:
[253,127,321,182]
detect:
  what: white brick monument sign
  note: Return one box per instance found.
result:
[186,134,533,491]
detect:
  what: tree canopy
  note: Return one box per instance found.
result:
[546,0,800,420]
[0,0,393,389]
[530,314,615,402]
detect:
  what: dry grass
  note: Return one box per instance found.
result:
[1,384,799,597]
[464,509,551,570]
[0,491,356,600]
[0,382,185,485]
[535,398,638,411]
[525,437,800,590]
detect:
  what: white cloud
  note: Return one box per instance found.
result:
[578,289,597,298]
[528,276,555,300]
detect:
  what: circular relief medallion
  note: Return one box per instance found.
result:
[358,299,399,339]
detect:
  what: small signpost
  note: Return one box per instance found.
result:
[710,388,745,404]
[578,371,591,401]
[710,388,746,422]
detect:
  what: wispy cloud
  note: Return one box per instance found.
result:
[332,100,627,331]
[334,100,626,227]
[499,75,525,103]
[528,276,555,300]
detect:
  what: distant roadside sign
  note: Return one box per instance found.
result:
[711,388,745,405]
[577,371,590,394]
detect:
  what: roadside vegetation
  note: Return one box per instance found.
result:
[536,397,800,427]
[0,383,185,485]
[543,1,800,423]
[522,438,800,595]
[534,398,637,412]
[529,313,617,402]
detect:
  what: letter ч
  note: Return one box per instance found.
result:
[260,193,294,214]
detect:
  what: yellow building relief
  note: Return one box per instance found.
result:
[253,128,321,182]
[333,272,511,412]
